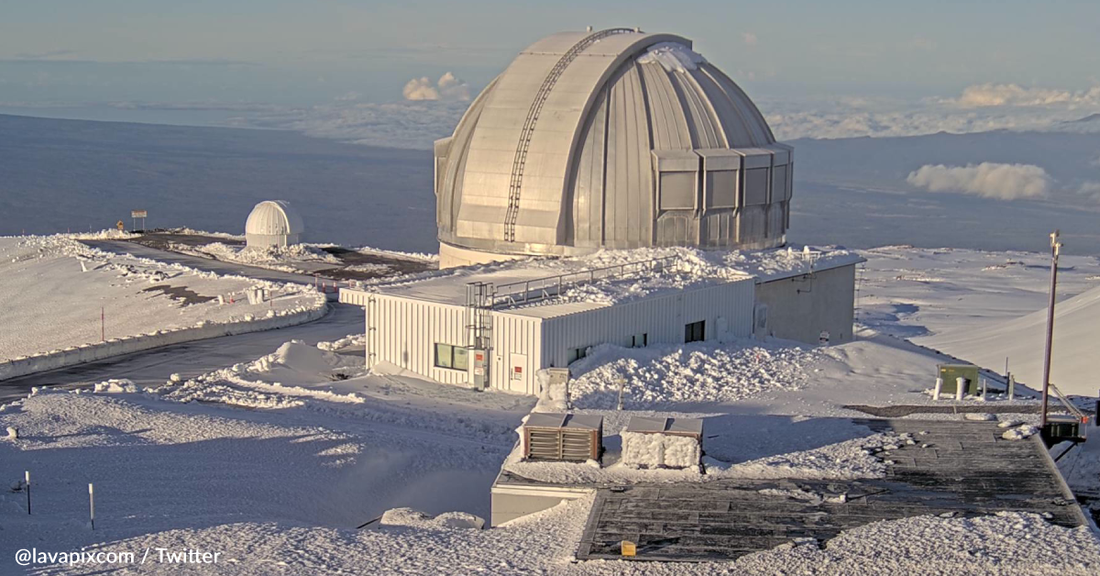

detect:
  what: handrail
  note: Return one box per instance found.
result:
[489,255,680,309]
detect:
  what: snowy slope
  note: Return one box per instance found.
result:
[923,284,1100,396]
[0,234,324,362]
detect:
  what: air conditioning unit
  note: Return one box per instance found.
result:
[522,413,603,462]
[621,416,704,469]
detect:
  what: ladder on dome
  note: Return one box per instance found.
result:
[502,27,637,242]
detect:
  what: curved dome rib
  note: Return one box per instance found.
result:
[503,28,638,242]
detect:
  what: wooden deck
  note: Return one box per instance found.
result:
[575,419,1087,562]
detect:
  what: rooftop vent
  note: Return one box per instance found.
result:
[522,413,603,462]
[621,416,704,469]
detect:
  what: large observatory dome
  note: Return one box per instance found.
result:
[245,200,304,248]
[435,28,793,268]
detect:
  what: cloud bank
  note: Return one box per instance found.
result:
[906,163,1052,201]
[402,72,470,102]
[947,83,1100,108]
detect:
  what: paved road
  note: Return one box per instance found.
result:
[84,239,321,285]
[1,304,364,403]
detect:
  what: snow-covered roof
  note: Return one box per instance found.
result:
[342,245,863,318]
[245,200,304,236]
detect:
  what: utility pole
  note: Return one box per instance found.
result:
[1040,230,1062,428]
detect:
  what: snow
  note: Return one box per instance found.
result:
[169,241,341,274]
[2,240,1098,573]
[926,284,1100,397]
[0,234,325,364]
[620,431,701,469]
[1002,424,1041,441]
[371,245,860,309]
[567,339,820,409]
[636,42,707,73]
[380,507,485,530]
[858,246,1100,396]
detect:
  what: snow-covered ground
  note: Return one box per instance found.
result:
[2,242,1098,574]
[858,246,1100,396]
[3,327,1096,574]
[0,234,325,363]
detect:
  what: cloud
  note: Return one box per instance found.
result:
[946,83,1100,108]
[742,32,758,47]
[402,72,470,102]
[906,163,1052,201]
[11,49,75,60]
[237,100,469,149]
[1077,181,1100,203]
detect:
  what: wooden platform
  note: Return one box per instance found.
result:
[576,419,1087,562]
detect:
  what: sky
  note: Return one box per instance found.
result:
[2,0,1100,108]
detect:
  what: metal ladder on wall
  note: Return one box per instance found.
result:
[465,282,494,352]
[502,27,637,242]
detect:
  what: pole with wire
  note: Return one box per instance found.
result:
[1040,230,1061,429]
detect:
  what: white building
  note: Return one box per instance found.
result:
[245,200,304,249]
[340,29,863,393]
[340,250,860,394]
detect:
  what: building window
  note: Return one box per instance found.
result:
[684,320,705,343]
[630,333,648,348]
[434,343,469,370]
[567,346,589,364]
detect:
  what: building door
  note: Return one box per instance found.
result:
[508,353,528,393]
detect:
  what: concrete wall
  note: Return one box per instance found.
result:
[490,486,593,527]
[439,242,524,269]
[754,263,856,345]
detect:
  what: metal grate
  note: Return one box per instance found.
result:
[502,27,637,242]
[526,429,598,461]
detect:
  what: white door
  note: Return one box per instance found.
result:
[716,316,728,343]
[508,353,528,393]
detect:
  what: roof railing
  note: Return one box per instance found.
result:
[489,255,681,309]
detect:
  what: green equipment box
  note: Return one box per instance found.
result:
[938,364,981,395]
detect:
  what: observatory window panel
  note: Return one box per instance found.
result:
[659,172,697,211]
[705,170,738,209]
[630,333,648,348]
[567,347,589,364]
[684,320,705,343]
[744,168,769,206]
[772,165,788,202]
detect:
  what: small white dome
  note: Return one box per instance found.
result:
[245,200,304,248]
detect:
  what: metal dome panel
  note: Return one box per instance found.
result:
[435,29,792,267]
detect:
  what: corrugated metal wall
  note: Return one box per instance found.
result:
[367,294,473,387]
[490,312,543,394]
[539,278,755,369]
[361,277,754,396]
